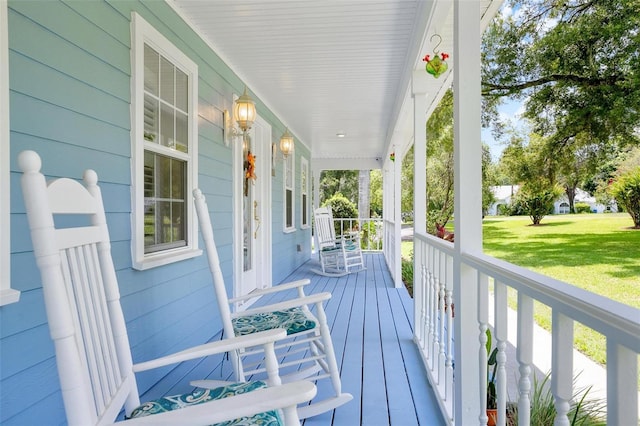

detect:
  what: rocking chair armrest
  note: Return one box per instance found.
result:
[113,380,317,425]
[231,292,331,317]
[228,279,311,303]
[132,329,287,373]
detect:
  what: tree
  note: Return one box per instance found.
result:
[369,170,383,217]
[609,168,640,229]
[607,148,640,228]
[499,131,561,225]
[514,181,564,225]
[319,170,358,205]
[482,0,640,155]
[358,170,370,218]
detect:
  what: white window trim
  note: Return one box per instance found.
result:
[0,1,19,305]
[130,12,200,270]
[300,156,309,229]
[283,153,295,233]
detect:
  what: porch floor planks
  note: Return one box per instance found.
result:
[137,253,445,426]
[284,253,446,426]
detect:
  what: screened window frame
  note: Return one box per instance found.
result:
[300,156,309,229]
[130,12,200,270]
[0,0,18,305]
[283,152,295,233]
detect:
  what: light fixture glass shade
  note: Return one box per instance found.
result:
[234,87,256,132]
[280,128,294,158]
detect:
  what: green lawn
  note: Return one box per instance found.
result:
[483,213,640,365]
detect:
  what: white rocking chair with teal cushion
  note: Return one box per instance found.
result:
[193,189,353,419]
[312,206,365,277]
[18,150,315,426]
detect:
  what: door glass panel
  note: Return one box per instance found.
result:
[243,184,252,272]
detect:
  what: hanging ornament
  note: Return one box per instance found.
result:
[422,34,449,78]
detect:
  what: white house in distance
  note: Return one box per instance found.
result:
[487,185,617,215]
[486,185,519,215]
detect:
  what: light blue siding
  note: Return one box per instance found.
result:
[0,1,311,424]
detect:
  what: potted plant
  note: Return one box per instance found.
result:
[486,329,498,426]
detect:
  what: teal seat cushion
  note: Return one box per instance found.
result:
[233,307,316,336]
[128,381,283,426]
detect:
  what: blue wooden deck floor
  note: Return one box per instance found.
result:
[139,253,445,426]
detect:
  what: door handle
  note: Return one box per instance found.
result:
[253,200,261,239]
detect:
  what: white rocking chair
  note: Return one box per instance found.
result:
[18,150,316,426]
[193,189,353,419]
[312,206,365,277]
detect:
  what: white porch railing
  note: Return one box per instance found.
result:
[413,231,640,426]
[332,217,384,251]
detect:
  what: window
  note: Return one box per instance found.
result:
[131,13,199,270]
[0,1,18,305]
[300,157,309,228]
[283,153,295,232]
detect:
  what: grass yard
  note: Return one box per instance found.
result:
[483,213,640,365]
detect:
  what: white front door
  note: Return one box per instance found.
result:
[234,115,272,310]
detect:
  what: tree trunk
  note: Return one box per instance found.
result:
[565,185,577,213]
[358,170,370,218]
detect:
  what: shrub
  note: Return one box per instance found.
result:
[514,183,563,225]
[574,202,592,214]
[608,166,640,228]
[323,192,357,219]
[360,221,382,250]
[323,192,358,235]
[401,251,414,297]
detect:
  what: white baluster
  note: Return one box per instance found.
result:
[421,262,428,352]
[431,249,440,372]
[478,273,489,426]
[438,250,447,384]
[445,255,454,402]
[552,311,573,426]
[607,340,638,425]
[494,281,508,426]
[517,293,533,426]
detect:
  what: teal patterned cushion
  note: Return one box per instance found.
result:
[128,381,283,425]
[233,307,316,336]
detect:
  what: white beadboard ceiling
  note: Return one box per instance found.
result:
[170,0,499,169]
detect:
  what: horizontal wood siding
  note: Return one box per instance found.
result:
[271,143,312,284]
[1,0,309,424]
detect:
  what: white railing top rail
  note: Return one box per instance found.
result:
[414,230,455,256]
[462,251,640,351]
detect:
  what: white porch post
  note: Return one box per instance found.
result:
[312,166,321,212]
[412,71,428,236]
[453,0,483,424]
[393,150,402,287]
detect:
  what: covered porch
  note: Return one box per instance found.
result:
[138,253,446,425]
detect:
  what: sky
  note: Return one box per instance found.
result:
[481,97,527,162]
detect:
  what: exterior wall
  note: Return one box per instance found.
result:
[0,1,310,424]
[271,138,312,283]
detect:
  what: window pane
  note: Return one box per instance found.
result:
[160,56,175,104]
[143,151,187,253]
[160,103,175,149]
[144,45,159,96]
[175,68,188,112]
[302,194,307,226]
[171,159,185,198]
[286,189,293,228]
[175,111,188,153]
[144,152,154,197]
[143,94,158,142]
[144,200,156,247]
[158,155,171,198]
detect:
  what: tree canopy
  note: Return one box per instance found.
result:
[482,0,640,154]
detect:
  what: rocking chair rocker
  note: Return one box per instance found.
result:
[19,150,315,426]
[312,206,365,277]
[193,189,353,419]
